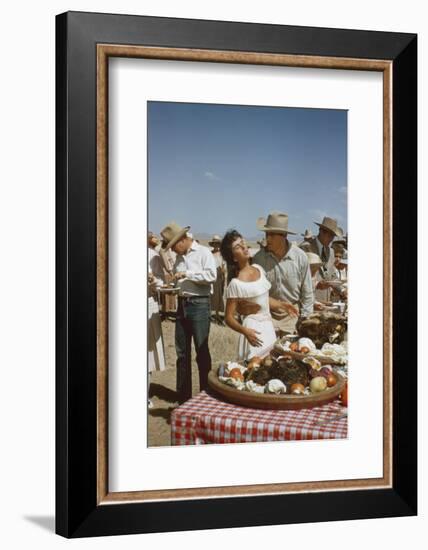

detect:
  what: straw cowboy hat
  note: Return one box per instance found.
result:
[257,212,297,235]
[208,234,222,247]
[301,229,313,239]
[306,252,323,266]
[160,221,190,250]
[314,216,342,237]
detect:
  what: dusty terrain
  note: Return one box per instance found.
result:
[148,316,239,447]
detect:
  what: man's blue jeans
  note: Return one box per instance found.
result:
[175,296,212,403]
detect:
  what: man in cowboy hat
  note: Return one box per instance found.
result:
[306,216,343,282]
[160,221,217,404]
[252,212,313,335]
[298,229,313,252]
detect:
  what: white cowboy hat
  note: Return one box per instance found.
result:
[208,234,222,246]
[306,252,323,266]
[257,212,297,235]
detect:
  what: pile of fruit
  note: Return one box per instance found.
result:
[218,353,341,398]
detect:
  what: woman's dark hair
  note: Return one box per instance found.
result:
[220,229,247,283]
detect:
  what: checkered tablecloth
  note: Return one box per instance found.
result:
[171,391,347,445]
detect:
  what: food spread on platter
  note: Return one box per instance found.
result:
[296,311,347,348]
[275,337,348,366]
[217,337,346,398]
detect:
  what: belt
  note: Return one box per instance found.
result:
[178,295,210,302]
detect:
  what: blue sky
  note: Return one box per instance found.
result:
[148,102,347,240]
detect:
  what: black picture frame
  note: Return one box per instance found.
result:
[56,11,417,538]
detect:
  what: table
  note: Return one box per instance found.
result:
[171,391,347,445]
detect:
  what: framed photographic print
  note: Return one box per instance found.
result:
[56,11,417,538]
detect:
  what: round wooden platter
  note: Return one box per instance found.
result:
[208,368,346,410]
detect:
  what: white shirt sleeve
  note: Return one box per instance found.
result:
[299,254,314,317]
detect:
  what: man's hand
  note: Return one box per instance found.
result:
[236,299,261,316]
[173,271,187,281]
[270,298,299,317]
[269,298,283,313]
[316,280,330,290]
[278,301,299,317]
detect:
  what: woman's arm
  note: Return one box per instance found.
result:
[225,298,263,347]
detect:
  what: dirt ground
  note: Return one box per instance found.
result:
[148,316,239,447]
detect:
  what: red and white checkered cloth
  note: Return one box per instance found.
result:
[171,391,347,445]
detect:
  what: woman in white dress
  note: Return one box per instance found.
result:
[220,230,297,360]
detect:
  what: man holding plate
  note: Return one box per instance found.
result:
[306,216,342,278]
[305,216,344,300]
[160,221,217,404]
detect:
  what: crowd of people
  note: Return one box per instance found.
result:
[148,211,348,405]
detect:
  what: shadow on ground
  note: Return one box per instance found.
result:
[149,383,178,403]
[149,406,175,424]
[24,516,55,533]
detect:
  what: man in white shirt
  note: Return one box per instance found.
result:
[160,222,217,403]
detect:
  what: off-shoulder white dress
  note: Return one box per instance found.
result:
[226,264,276,360]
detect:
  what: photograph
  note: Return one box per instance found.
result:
[147,101,349,447]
